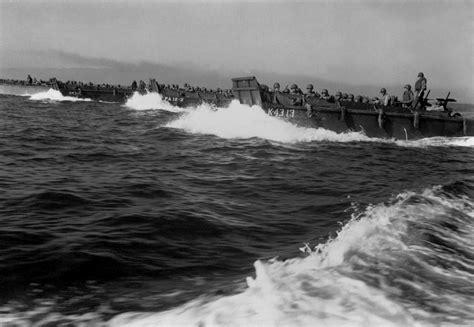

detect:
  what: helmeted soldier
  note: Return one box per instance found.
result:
[402,84,414,108]
[290,84,300,95]
[348,94,355,102]
[320,89,331,101]
[413,72,427,108]
[335,91,342,101]
[379,88,390,106]
[305,84,319,98]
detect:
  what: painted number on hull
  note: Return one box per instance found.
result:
[267,108,295,118]
[164,96,184,103]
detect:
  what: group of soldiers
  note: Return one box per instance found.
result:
[0,75,50,86]
[130,80,233,97]
[266,72,428,109]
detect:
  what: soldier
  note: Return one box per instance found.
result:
[348,94,355,102]
[401,84,414,109]
[379,88,390,106]
[290,84,300,94]
[342,93,348,100]
[414,72,427,108]
[305,84,319,98]
[355,95,362,103]
[273,82,281,92]
[320,89,331,101]
[335,91,342,101]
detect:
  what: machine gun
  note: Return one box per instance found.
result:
[436,92,456,111]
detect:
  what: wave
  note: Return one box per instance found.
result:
[28,89,92,102]
[109,182,474,326]
[164,100,474,147]
[124,92,187,112]
[166,100,371,143]
[395,136,474,148]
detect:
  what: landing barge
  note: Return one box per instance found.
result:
[232,77,473,140]
[0,79,51,95]
[49,74,472,140]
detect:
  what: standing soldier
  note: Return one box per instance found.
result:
[414,72,427,108]
[401,84,414,109]
[379,88,390,106]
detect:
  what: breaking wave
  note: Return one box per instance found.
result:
[124,92,187,112]
[396,136,474,148]
[29,89,92,102]
[166,100,371,143]
[166,100,474,147]
[110,182,474,327]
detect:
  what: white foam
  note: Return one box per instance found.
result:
[29,89,92,102]
[166,100,371,143]
[124,92,187,112]
[109,187,474,327]
[395,136,474,148]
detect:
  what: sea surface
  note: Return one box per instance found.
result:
[0,88,473,326]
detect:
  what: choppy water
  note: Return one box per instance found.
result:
[0,89,473,326]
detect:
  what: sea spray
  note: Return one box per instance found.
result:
[124,92,187,112]
[28,89,92,102]
[166,100,371,144]
[109,184,474,327]
[166,100,474,147]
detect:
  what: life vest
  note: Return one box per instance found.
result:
[415,77,427,91]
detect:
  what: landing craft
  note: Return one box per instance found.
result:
[49,75,473,140]
[0,78,51,95]
[232,76,473,140]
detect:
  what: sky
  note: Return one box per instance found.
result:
[0,0,473,102]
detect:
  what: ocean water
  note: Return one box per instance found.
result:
[0,89,473,326]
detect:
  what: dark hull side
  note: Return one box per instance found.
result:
[158,89,233,108]
[55,85,134,103]
[262,103,473,140]
[53,83,234,107]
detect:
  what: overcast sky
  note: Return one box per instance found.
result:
[1,0,473,101]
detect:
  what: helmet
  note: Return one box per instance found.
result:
[404,84,411,89]
[321,89,328,94]
[335,91,342,96]
[306,84,313,90]
[290,84,297,90]
[348,94,354,99]
[342,93,348,99]
[380,88,386,93]
[418,72,424,77]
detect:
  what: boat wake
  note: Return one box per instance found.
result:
[124,92,187,112]
[165,100,474,147]
[28,89,92,102]
[109,182,474,327]
[166,100,371,143]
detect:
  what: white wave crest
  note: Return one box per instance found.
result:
[166,100,371,143]
[396,136,474,148]
[109,186,474,327]
[29,89,92,102]
[124,92,186,112]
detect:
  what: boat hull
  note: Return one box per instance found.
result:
[0,82,50,96]
[262,104,472,139]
